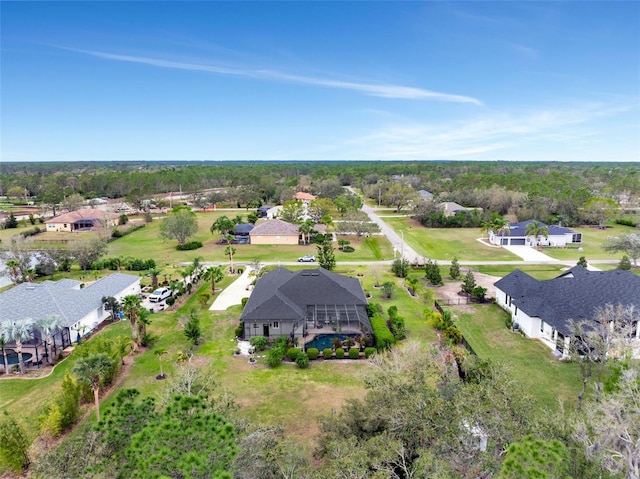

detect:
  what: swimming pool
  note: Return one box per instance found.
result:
[305,334,358,351]
[1,352,33,367]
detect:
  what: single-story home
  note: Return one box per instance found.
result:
[249,219,300,245]
[494,266,640,358]
[0,273,141,360]
[489,219,582,247]
[240,267,372,346]
[45,208,118,232]
[418,190,434,200]
[439,202,481,217]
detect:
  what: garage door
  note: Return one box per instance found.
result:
[510,238,526,245]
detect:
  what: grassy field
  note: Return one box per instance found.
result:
[540,224,636,261]
[453,304,583,410]
[105,212,394,266]
[383,216,519,261]
[475,264,568,280]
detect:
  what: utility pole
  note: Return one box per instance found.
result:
[400,230,404,260]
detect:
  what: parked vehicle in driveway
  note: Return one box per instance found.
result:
[149,287,171,303]
[297,255,316,262]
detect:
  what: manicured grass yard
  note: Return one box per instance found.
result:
[540,224,635,261]
[106,212,394,266]
[383,217,519,261]
[453,304,583,410]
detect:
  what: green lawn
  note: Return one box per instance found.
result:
[106,213,394,267]
[453,304,583,410]
[475,264,568,280]
[540,224,636,261]
[383,217,519,261]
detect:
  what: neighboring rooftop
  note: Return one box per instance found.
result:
[0,273,141,329]
[294,191,316,202]
[494,266,640,335]
[45,208,116,224]
[249,219,300,236]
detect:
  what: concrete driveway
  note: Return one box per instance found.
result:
[209,268,254,311]
[502,245,561,262]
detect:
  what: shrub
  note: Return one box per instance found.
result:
[267,348,284,368]
[250,335,268,351]
[40,373,80,437]
[471,286,487,302]
[241,297,249,308]
[234,323,244,338]
[619,255,632,271]
[335,348,345,359]
[176,241,203,251]
[342,245,355,253]
[140,332,158,348]
[425,259,442,285]
[111,229,123,238]
[370,313,395,351]
[364,347,376,359]
[20,226,42,238]
[391,258,409,278]
[381,281,395,299]
[615,218,637,227]
[307,348,319,360]
[0,411,31,472]
[323,348,333,359]
[348,348,360,359]
[295,353,310,369]
[165,296,176,306]
[287,348,303,361]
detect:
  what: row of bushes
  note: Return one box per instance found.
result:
[615,218,637,227]
[93,257,156,271]
[19,225,44,238]
[110,223,145,239]
[176,241,203,251]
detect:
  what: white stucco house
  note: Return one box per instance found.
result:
[0,273,141,349]
[489,219,582,247]
[494,266,640,358]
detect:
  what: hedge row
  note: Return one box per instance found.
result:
[370,313,396,351]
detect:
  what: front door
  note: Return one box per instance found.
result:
[263,324,269,337]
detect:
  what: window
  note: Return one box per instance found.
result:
[272,321,279,328]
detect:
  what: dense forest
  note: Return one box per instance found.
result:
[2,161,639,227]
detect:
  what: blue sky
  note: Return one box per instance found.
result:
[1,1,639,162]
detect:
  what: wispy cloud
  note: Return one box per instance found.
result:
[342,103,631,160]
[67,48,482,105]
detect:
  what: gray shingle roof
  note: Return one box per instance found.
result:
[0,273,141,328]
[494,266,640,335]
[495,219,577,238]
[240,267,367,322]
[249,219,299,236]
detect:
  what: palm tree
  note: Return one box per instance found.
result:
[147,267,162,289]
[5,259,21,284]
[35,315,65,364]
[136,308,151,346]
[0,318,34,375]
[191,256,203,279]
[121,295,142,351]
[298,219,315,245]
[525,220,549,248]
[203,266,224,294]
[72,353,113,421]
[225,242,237,274]
[406,277,419,296]
[210,216,235,240]
[0,337,8,374]
[154,348,168,378]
